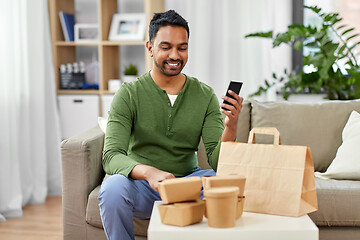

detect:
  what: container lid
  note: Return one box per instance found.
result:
[158,176,201,185]
[173,200,205,208]
[204,186,239,198]
[213,174,246,180]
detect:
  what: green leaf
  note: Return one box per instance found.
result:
[323,13,341,25]
[332,16,343,25]
[304,5,322,14]
[304,41,319,49]
[302,72,320,85]
[288,24,308,39]
[341,27,355,36]
[345,60,353,66]
[245,31,273,38]
[324,13,334,22]
[294,41,303,50]
[323,42,339,54]
[265,80,270,87]
[348,41,360,50]
[273,32,291,47]
[337,44,347,55]
[336,24,348,30]
[315,31,327,42]
[272,73,277,79]
[124,64,138,75]
[346,33,360,42]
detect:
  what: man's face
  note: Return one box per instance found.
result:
[148,26,188,76]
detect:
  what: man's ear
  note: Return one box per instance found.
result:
[146,41,153,57]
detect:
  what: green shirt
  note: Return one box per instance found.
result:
[102,72,224,177]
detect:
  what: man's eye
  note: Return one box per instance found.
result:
[161,46,170,50]
[179,47,187,51]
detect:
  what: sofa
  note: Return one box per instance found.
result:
[61,99,360,240]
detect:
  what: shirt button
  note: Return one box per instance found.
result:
[167,127,170,130]
[168,103,171,106]
[169,114,171,117]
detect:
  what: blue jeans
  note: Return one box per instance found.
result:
[98,168,215,240]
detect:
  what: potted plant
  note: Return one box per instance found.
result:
[122,64,138,83]
[246,5,360,100]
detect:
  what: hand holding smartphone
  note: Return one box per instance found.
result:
[221,81,243,111]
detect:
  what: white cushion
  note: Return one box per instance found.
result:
[315,110,360,180]
[98,117,107,133]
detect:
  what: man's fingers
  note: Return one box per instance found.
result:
[220,102,235,112]
[220,108,234,118]
[166,174,175,179]
[222,95,242,112]
[228,90,241,101]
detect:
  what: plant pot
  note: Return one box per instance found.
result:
[122,75,137,83]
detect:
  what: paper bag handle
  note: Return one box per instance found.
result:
[248,127,281,145]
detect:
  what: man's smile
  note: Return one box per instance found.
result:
[164,61,182,69]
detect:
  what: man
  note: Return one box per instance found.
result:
[98,10,243,240]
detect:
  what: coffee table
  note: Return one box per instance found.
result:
[148,201,318,240]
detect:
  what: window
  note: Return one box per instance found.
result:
[293,0,360,73]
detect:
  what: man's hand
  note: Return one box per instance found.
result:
[130,164,175,191]
[220,90,244,142]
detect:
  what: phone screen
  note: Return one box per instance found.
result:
[222,81,243,110]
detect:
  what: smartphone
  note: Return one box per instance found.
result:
[222,81,243,110]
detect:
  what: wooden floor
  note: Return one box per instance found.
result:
[0,196,62,240]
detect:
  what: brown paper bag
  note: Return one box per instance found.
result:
[217,127,318,217]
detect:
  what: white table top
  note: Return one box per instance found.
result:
[148,201,318,240]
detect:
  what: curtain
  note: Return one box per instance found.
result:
[0,0,62,221]
[165,0,292,101]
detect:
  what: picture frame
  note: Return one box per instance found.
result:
[108,13,146,41]
[74,24,99,42]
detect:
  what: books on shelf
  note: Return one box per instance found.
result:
[59,11,75,41]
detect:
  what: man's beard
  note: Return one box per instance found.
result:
[154,58,185,76]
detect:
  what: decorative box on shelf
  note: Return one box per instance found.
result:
[59,62,86,89]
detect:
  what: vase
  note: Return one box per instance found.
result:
[122,75,137,83]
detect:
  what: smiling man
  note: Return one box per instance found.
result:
[98,10,243,240]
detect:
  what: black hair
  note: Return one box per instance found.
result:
[149,10,189,43]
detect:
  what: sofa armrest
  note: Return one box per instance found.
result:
[61,125,105,237]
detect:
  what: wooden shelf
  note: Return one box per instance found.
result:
[57,90,100,95]
[55,40,146,46]
[102,90,118,95]
[101,40,146,46]
[55,41,99,46]
[49,0,164,116]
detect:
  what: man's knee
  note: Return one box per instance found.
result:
[99,174,135,206]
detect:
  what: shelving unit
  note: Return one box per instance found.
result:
[49,0,164,100]
[49,0,164,138]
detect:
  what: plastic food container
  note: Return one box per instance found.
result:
[202,175,246,196]
[204,187,239,228]
[158,200,205,227]
[158,177,202,204]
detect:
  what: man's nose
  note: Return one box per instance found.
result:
[169,48,180,60]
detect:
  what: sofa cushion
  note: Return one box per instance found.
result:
[315,110,360,180]
[86,184,149,236]
[86,185,103,228]
[250,99,360,172]
[197,100,251,169]
[309,178,360,226]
